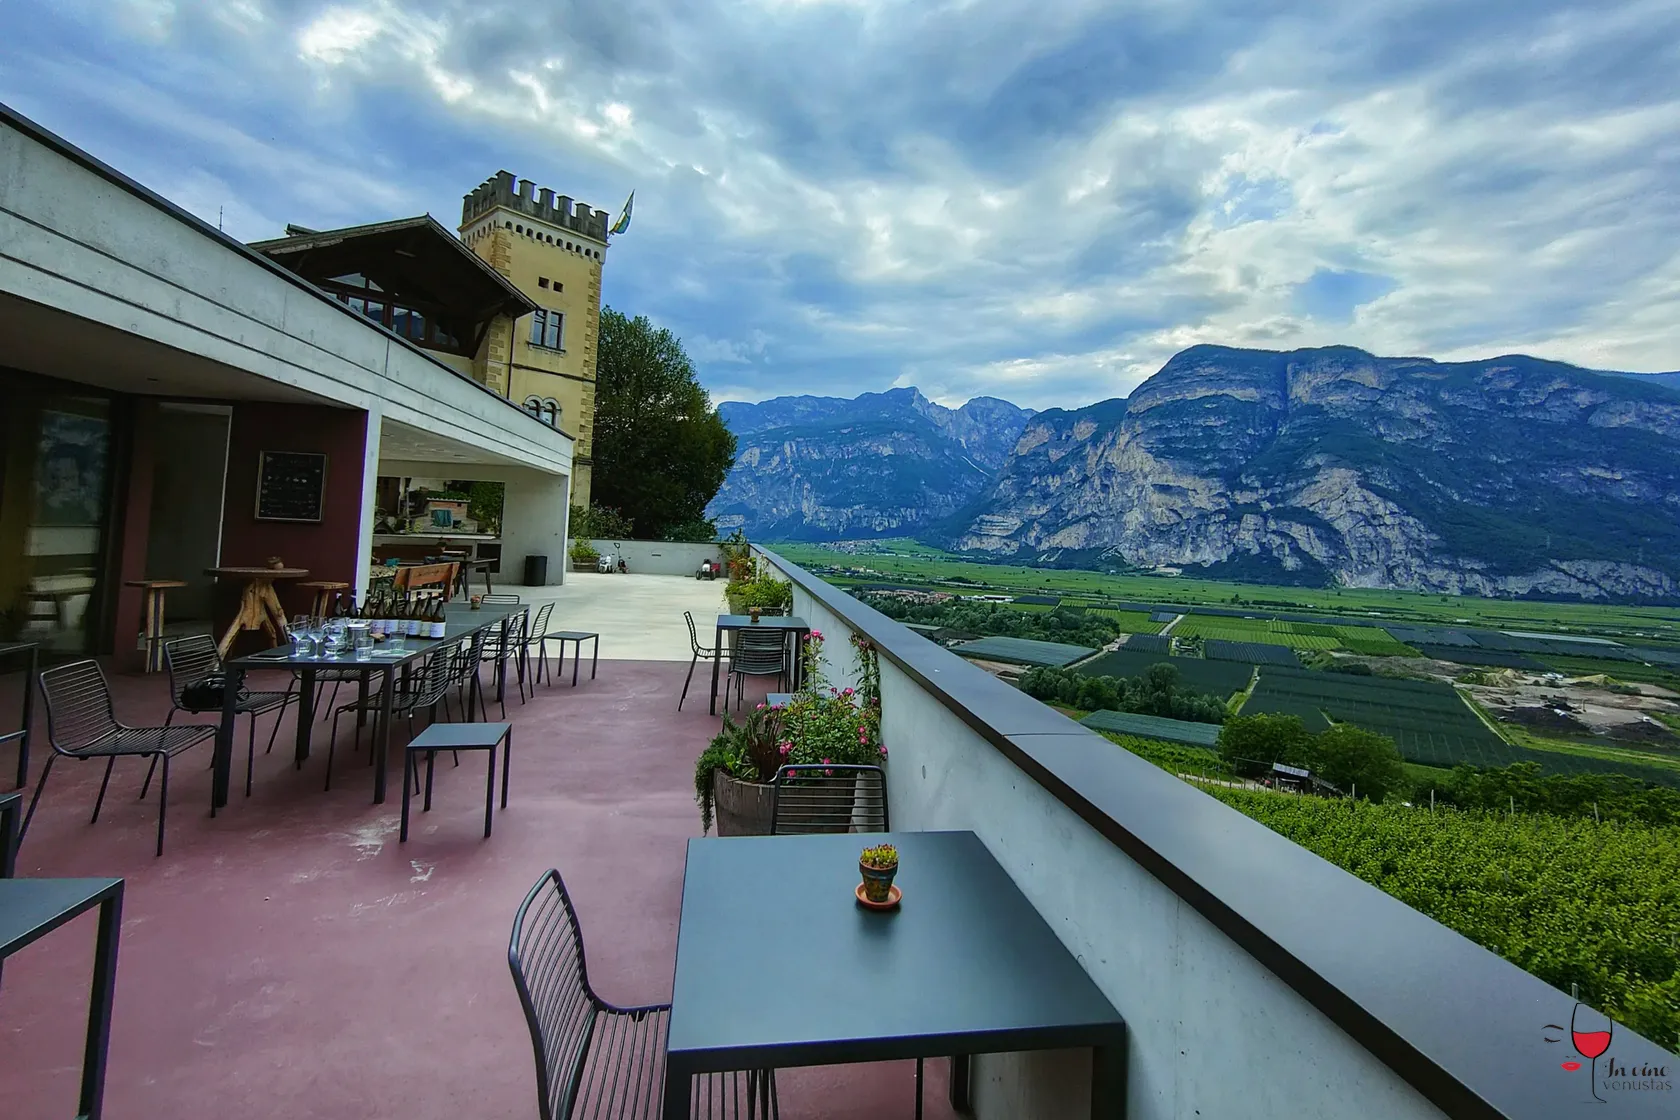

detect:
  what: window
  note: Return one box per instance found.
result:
[523,395,543,416]
[542,398,560,426]
[529,308,563,350]
[538,277,549,289]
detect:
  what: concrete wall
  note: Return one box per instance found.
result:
[580,539,722,577]
[144,406,231,621]
[0,112,573,481]
[759,550,1445,1120]
[502,474,571,586]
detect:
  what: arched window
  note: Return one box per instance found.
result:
[522,395,543,418]
[541,398,561,427]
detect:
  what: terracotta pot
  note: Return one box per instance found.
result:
[712,771,775,836]
[859,860,898,903]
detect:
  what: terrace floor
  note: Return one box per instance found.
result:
[0,581,955,1119]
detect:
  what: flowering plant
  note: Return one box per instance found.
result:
[778,631,885,769]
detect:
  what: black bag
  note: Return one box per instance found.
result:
[181,674,249,711]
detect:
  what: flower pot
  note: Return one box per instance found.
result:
[712,771,775,836]
[858,860,898,904]
[572,559,597,572]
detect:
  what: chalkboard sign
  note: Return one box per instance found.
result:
[254,451,327,523]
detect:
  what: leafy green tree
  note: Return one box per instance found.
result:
[1299,725,1406,802]
[1217,714,1313,776]
[592,308,736,538]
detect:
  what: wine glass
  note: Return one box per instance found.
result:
[290,616,315,658]
[1571,1002,1613,1102]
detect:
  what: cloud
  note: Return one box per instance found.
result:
[4,0,1678,411]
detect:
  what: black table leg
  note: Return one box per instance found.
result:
[483,743,496,838]
[1091,1040,1126,1118]
[212,669,240,810]
[661,1057,694,1120]
[82,884,123,1120]
[0,795,17,878]
[293,666,317,769]
[500,728,511,810]
[355,671,369,729]
[10,645,36,789]
[709,624,725,715]
[949,1054,972,1114]
[372,667,396,804]
[495,617,510,709]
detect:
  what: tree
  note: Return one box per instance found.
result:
[1298,725,1406,802]
[1218,714,1313,777]
[592,308,736,538]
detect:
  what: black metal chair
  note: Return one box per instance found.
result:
[446,628,491,723]
[770,764,889,834]
[163,634,295,797]
[678,610,722,712]
[480,596,531,712]
[509,869,778,1120]
[24,661,216,857]
[725,628,790,713]
[325,644,457,792]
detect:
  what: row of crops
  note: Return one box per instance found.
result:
[1240,666,1680,786]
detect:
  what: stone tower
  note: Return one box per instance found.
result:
[459,171,611,506]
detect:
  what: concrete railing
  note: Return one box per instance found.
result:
[754,547,1674,1120]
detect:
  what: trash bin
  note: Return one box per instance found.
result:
[523,555,548,586]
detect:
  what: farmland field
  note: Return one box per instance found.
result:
[1076,650,1255,697]
[1202,640,1299,666]
[772,539,1680,639]
[1086,608,1166,633]
[1174,616,1342,649]
[1242,667,1680,785]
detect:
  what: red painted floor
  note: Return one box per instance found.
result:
[0,661,954,1119]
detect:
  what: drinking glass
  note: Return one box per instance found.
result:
[322,620,346,659]
[351,623,372,661]
[290,616,316,659]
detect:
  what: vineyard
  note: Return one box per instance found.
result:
[1242,666,1680,785]
[1201,786,1680,1045]
[1075,650,1255,697]
[1202,640,1299,666]
[1174,615,1341,650]
[1085,608,1167,634]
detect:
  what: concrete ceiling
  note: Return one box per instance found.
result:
[0,290,331,405]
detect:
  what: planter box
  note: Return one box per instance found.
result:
[571,559,598,572]
[712,771,775,837]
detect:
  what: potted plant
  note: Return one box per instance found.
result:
[695,704,786,835]
[858,843,899,904]
[569,540,600,572]
[726,572,793,616]
[778,631,885,769]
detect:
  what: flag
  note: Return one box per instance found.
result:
[610,190,634,236]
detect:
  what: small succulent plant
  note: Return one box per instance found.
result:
[859,843,899,870]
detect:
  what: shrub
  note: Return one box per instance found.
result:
[694,706,785,832]
[778,632,885,769]
[727,575,793,615]
[570,504,635,539]
[1218,713,1315,776]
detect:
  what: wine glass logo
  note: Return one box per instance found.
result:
[1545,1003,1613,1103]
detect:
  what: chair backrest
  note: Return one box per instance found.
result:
[730,627,788,674]
[509,869,601,1120]
[684,610,705,656]
[38,660,122,756]
[483,593,523,605]
[411,643,459,708]
[163,634,221,708]
[771,764,889,834]
[529,602,554,639]
[454,628,489,681]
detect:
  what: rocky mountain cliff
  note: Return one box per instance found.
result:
[949,346,1680,599]
[708,388,1033,539]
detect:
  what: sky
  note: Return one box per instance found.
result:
[3,0,1678,410]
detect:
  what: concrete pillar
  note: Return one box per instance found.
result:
[500,470,570,586]
[355,405,382,597]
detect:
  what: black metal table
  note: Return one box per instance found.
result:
[1,790,19,878]
[708,615,810,715]
[0,876,124,1120]
[214,602,524,808]
[0,640,37,789]
[663,830,1126,1119]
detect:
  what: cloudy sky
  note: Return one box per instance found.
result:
[4,0,1678,408]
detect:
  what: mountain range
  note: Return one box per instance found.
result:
[707,347,1680,599]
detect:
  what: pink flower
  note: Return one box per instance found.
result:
[822,757,832,765]
[809,629,824,641]
[879,746,888,757]
[756,702,765,710]
[779,743,792,756]
[842,687,854,696]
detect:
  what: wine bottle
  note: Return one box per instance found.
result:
[406,597,423,638]
[428,598,447,639]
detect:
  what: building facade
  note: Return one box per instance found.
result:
[459,172,610,507]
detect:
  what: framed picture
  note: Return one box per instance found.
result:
[254,451,327,523]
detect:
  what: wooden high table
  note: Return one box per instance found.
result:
[122,579,187,672]
[206,567,310,658]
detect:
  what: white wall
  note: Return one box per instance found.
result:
[502,473,571,586]
[581,539,722,577]
[766,554,1446,1120]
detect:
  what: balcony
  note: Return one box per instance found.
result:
[1,560,1673,1119]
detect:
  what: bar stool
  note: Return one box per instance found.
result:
[298,580,350,621]
[123,579,187,673]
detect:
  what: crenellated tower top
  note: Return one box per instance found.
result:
[460,171,610,244]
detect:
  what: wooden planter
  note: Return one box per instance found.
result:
[712,771,775,836]
[571,559,598,572]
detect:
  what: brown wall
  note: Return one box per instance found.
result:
[110,401,158,671]
[218,404,370,646]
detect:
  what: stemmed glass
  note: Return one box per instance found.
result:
[1571,1003,1613,1102]
[291,615,316,659]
